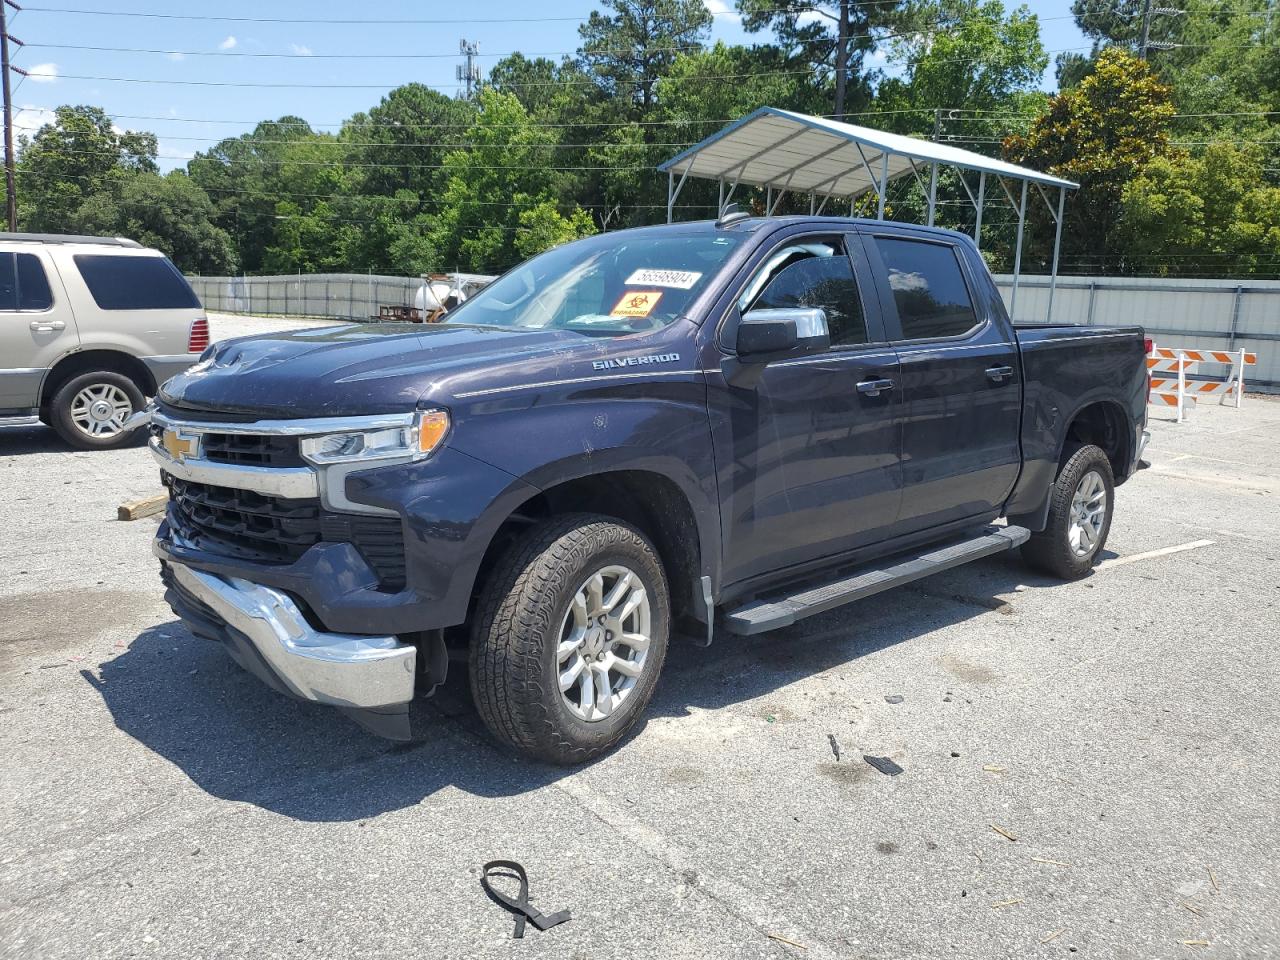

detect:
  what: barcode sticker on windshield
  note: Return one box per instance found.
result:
[624,269,702,289]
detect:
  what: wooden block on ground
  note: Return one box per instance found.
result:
[117,493,169,522]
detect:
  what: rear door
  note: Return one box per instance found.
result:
[0,248,77,412]
[861,229,1021,534]
[710,232,903,586]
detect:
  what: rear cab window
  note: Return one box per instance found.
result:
[73,254,200,310]
[874,236,979,341]
[0,252,54,311]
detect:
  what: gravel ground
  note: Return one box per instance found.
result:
[2,360,1278,959]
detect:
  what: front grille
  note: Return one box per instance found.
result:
[164,475,406,590]
[200,432,305,468]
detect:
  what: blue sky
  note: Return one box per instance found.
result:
[11,0,1091,172]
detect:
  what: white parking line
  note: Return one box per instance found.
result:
[1096,539,1216,570]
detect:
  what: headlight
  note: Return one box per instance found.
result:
[298,409,450,465]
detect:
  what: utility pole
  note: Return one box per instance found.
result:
[834,0,850,120]
[456,39,480,101]
[932,108,942,142]
[1138,0,1154,59]
[0,0,18,230]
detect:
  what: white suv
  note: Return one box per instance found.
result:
[0,233,207,449]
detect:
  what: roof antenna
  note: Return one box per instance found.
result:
[716,203,751,228]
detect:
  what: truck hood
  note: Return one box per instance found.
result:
[158,321,673,418]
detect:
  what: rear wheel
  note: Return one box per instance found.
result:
[1022,443,1115,580]
[49,371,145,450]
[470,514,670,765]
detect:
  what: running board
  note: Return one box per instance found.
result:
[724,525,1031,636]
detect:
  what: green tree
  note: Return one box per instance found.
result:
[75,171,236,274]
[737,0,900,118]
[516,201,598,259]
[431,89,594,273]
[1004,48,1178,273]
[578,0,712,115]
[1117,142,1280,276]
[877,0,1048,136]
[16,105,157,233]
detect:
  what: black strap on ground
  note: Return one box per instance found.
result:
[480,860,571,939]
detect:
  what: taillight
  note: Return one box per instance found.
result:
[188,316,210,353]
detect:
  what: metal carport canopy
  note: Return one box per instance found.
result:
[657,107,1080,320]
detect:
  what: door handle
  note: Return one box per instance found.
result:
[985,365,1015,383]
[856,378,895,397]
[29,320,65,332]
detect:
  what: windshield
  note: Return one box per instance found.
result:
[444,231,742,335]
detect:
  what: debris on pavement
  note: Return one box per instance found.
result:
[766,932,808,950]
[991,898,1023,909]
[827,733,841,761]
[1208,867,1220,892]
[480,860,571,940]
[1031,857,1070,867]
[863,755,903,776]
[991,824,1018,842]
[982,764,1006,773]
[117,493,168,522]
[884,694,904,704]
[1041,929,1065,944]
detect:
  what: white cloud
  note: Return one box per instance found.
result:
[27,62,59,83]
[289,43,313,56]
[14,105,56,139]
[158,143,196,162]
[165,51,185,62]
[218,35,237,50]
[703,0,736,17]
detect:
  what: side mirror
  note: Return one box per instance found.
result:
[735,307,830,363]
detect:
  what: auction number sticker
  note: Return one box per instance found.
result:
[624,269,702,289]
[611,290,663,317]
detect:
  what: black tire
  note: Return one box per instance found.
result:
[49,371,145,451]
[1022,443,1115,580]
[469,514,670,765]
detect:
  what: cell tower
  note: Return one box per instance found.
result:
[457,39,481,100]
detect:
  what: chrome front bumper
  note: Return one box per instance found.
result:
[160,550,417,710]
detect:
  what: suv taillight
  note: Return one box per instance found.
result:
[188,317,210,353]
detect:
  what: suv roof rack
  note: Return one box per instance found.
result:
[0,232,143,248]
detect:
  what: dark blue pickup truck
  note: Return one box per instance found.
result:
[144,214,1149,763]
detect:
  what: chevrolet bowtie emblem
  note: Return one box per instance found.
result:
[161,429,200,462]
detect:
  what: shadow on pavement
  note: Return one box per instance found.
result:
[84,550,1083,823]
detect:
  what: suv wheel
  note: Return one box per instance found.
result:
[50,371,145,450]
[470,514,670,765]
[1022,443,1115,580]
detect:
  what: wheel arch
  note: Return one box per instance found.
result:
[1060,399,1131,484]
[40,350,156,414]
[471,468,712,631]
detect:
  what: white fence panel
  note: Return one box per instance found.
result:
[993,275,1280,390]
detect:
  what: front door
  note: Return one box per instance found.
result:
[709,233,903,587]
[0,249,77,411]
[861,230,1021,534]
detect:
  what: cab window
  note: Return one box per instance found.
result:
[739,239,867,347]
[875,237,978,340]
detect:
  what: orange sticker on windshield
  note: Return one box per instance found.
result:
[611,290,663,318]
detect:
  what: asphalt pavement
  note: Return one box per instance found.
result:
[2,340,1277,959]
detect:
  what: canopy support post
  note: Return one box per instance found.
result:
[717,179,725,216]
[667,165,692,224]
[975,172,986,248]
[1047,185,1066,322]
[1010,179,1028,321]
[877,153,889,220]
[927,162,938,227]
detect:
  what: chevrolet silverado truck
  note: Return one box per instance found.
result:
[143,215,1149,764]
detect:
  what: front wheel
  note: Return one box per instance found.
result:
[1022,443,1115,580]
[470,515,670,765]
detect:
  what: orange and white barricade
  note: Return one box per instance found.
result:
[1147,345,1257,423]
